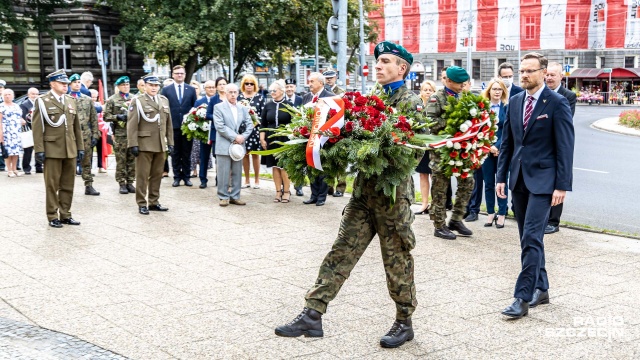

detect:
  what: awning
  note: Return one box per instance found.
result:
[569,68,640,79]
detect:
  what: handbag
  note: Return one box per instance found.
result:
[20,125,34,148]
[1,144,8,159]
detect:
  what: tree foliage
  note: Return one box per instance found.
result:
[107,0,378,81]
[0,0,74,44]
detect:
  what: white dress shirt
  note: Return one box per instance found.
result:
[229,103,238,128]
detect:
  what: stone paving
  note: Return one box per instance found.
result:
[0,167,639,359]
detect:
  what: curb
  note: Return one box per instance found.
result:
[591,117,640,137]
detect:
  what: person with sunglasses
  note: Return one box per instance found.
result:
[238,74,265,189]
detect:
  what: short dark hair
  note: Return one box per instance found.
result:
[172,65,185,71]
[215,77,228,87]
[521,53,548,69]
[441,66,449,73]
[497,62,514,77]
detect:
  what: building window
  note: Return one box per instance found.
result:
[110,36,126,71]
[566,14,577,37]
[524,16,537,40]
[472,59,480,80]
[625,56,635,68]
[439,18,455,43]
[564,57,575,67]
[599,56,605,69]
[54,35,71,71]
[403,0,415,7]
[12,42,25,72]
[454,59,462,67]
[438,0,455,11]
[436,60,445,80]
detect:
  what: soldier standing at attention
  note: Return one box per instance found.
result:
[68,74,100,196]
[426,66,475,240]
[276,41,422,349]
[32,70,84,228]
[104,76,136,194]
[127,75,174,215]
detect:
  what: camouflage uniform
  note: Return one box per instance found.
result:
[305,84,422,320]
[75,95,99,186]
[104,92,136,185]
[426,88,475,228]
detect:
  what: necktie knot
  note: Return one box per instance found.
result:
[523,96,534,130]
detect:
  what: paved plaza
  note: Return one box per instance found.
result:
[0,166,639,359]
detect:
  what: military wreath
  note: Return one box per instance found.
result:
[181,104,210,142]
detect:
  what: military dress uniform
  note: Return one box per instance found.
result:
[32,70,84,226]
[127,80,174,214]
[426,66,475,240]
[104,86,136,193]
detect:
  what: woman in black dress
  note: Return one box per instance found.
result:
[260,80,293,203]
[238,74,265,189]
[415,80,436,214]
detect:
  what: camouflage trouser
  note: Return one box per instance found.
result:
[429,151,475,228]
[328,176,347,194]
[81,135,94,186]
[305,175,417,320]
[114,132,136,184]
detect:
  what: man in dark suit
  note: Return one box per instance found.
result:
[195,80,219,189]
[497,53,575,319]
[301,72,335,207]
[498,62,524,99]
[20,87,42,174]
[284,78,304,195]
[161,65,197,187]
[544,62,577,235]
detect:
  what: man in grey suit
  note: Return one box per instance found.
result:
[213,84,254,206]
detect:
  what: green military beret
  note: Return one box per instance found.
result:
[374,41,413,66]
[68,73,81,82]
[115,76,130,86]
[446,66,470,84]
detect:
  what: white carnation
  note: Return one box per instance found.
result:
[463,168,470,173]
[449,160,455,165]
[460,124,469,132]
[187,122,197,131]
[453,172,461,177]
[196,108,207,118]
[472,142,477,149]
[455,161,463,166]
[446,141,454,148]
[464,120,472,127]
[477,132,484,139]
[469,108,478,117]
[453,142,461,150]
[202,122,210,131]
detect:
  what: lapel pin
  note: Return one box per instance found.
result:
[543,99,547,103]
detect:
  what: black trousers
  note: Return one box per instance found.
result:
[22,146,36,172]
[199,141,215,185]
[547,203,563,227]
[172,130,192,181]
[466,167,484,215]
[310,175,328,202]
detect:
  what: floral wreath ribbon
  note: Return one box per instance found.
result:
[306,96,345,170]
[429,111,491,150]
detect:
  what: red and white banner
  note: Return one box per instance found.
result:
[306,97,345,171]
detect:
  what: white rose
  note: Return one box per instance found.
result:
[453,142,461,150]
[463,168,470,173]
[453,172,461,177]
[472,142,477,149]
[202,122,210,131]
[464,120,472,127]
[469,108,477,117]
[455,161,463,166]
[449,160,455,165]
[460,124,469,132]
[187,123,197,131]
[446,141,454,148]
[196,108,207,118]
[477,132,484,139]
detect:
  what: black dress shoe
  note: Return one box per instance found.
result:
[303,198,317,204]
[149,204,169,211]
[529,289,550,308]
[172,180,180,187]
[295,189,304,196]
[49,219,63,228]
[545,225,559,234]
[448,220,473,236]
[126,184,136,193]
[184,179,193,186]
[445,203,453,211]
[85,185,100,196]
[333,191,344,197]
[275,308,323,338]
[119,184,129,194]
[434,225,456,240]
[464,212,479,222]
[502,298,529,318]
[61,218,81,225]
[139,206,149,215]
[316,201,325,206]
[36,169,43,173]
[199,183,207,189]
[380,318,414,348]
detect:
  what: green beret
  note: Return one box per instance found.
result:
[68,74,81,82]
[115,76,130,86]
[446,66,470,84]
[374,41,413,66]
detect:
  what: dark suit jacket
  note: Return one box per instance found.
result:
[557,85,577,116]
[206,94,222,142]
[492,102,508,151]
[497,86,575,195]
[286,94,303,106]
[20,99,34,123]
[509,84,524,99]
[161,82,197,129]
[302,89,336,104]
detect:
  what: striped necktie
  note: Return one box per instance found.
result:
[523,96,534,130]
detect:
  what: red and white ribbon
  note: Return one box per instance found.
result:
[429,117,491,149]
[306,96,345,170]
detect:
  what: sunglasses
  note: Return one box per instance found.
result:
[269,89,278,93]
[245,83,255,86]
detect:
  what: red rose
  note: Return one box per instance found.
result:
[354,96,368,106]
[352,106,363,113]
[461,152,469,159]
[343,100,352,110]
[345,121,354,132]
[329,109,337,118]
[452,168,459,173]
[329,127,341,136]
[460,142,468,149]
[387,106,394,113]
[449,151,459,158]
[454,132,463,137]
[329,137,338,143]
[300,126,310,137]
[461,172,469,179]
[398,115,407,122]
[478,102,485,109]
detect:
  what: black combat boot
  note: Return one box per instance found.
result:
[434,225,456,240]
[380,318,414,348]
[275,308,323,338]
[126,184,136,193]
[119,184,128,194]
[85,185,100,196]
[448,220,473,236]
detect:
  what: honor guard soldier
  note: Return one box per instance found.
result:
[276,41,423,349]
[426,66,475,240]
[68,74,100,196]
[32,70,85,228]
[104,76,136,194]
[322,69,345,95]
[127,75,174,215]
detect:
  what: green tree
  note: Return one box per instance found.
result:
[0,0,74,44]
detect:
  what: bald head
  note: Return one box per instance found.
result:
[204,80,216,97]
[225,83,239,104]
